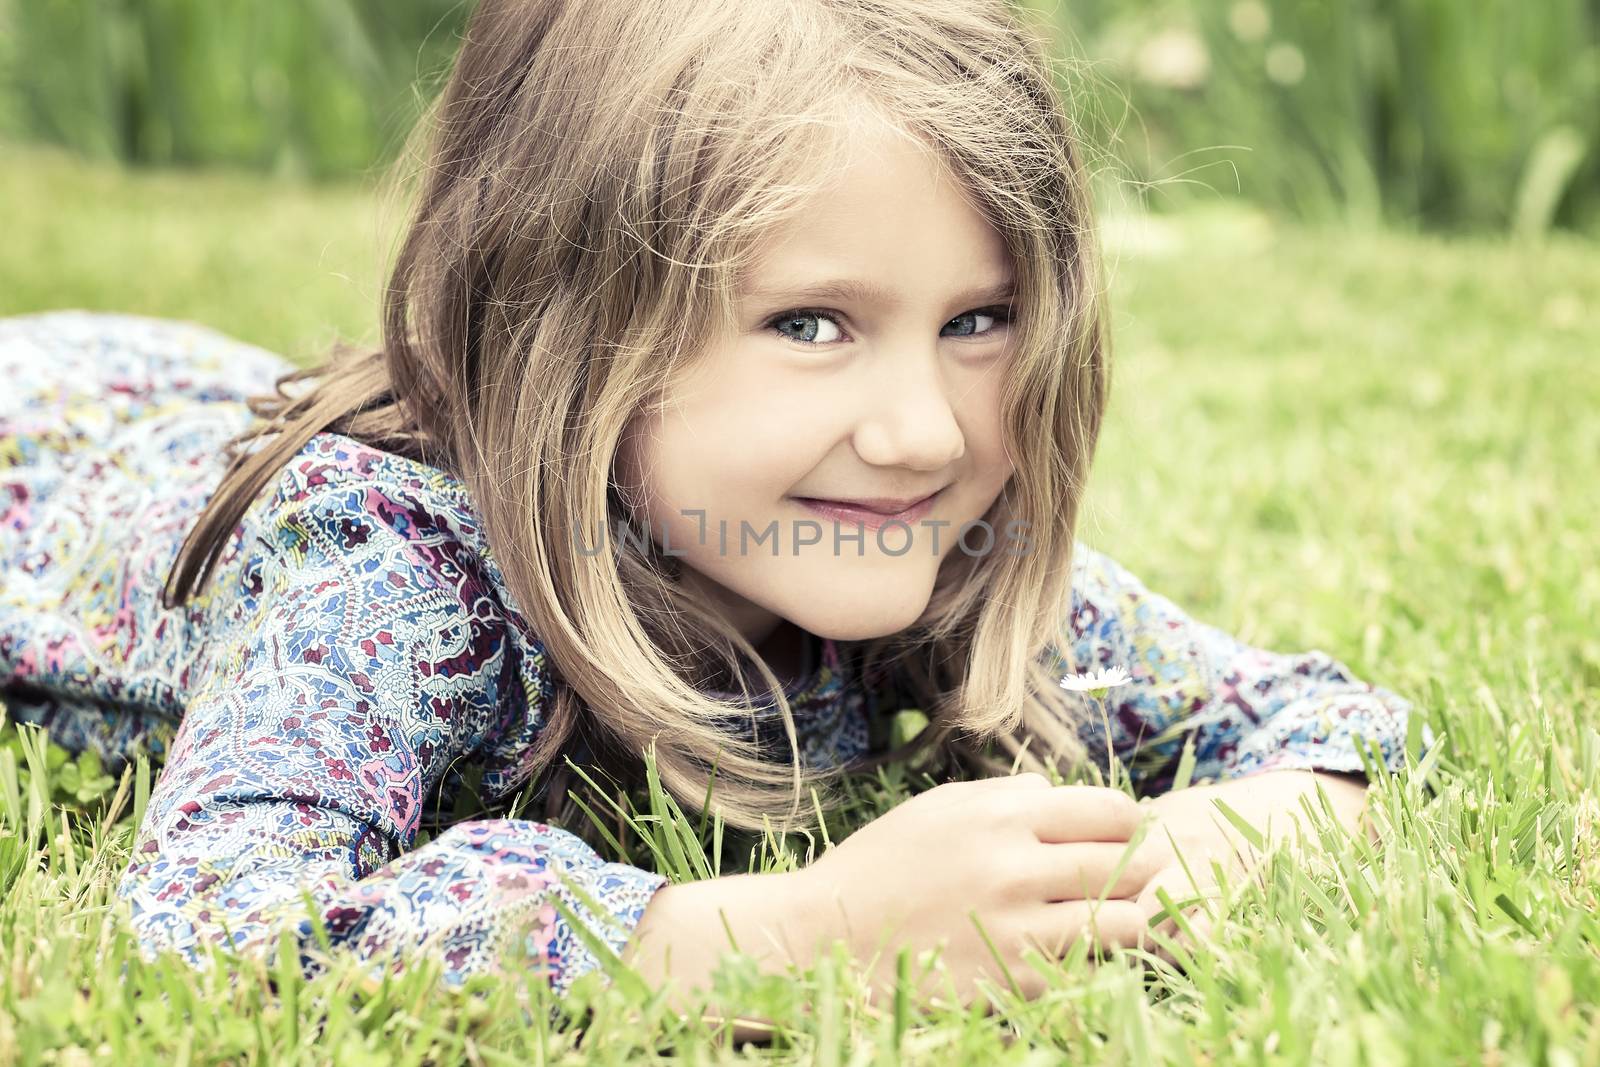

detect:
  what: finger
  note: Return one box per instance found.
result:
[1137,861,1216,916]
[1028,840,1168,901]
[1021,899,1152,961]
[1133,865,1224,967]
[1143,909,1215,970]
[1031,786,1147,844]
[987,771,1052,789]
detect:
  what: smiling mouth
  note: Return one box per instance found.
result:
[790,487,946,528]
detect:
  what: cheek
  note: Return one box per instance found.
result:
[957,365,1016,485]
[632,407,805,537]
[650,357,835,509]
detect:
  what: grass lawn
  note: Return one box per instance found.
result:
[2,142,1599,1064]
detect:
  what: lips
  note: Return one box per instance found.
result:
[791,487,945,531]
[804,492,940,516]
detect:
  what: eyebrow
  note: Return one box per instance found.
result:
[742,277,1016,310]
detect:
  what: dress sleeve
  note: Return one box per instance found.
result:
[1054,544,1428,795]
[116,453,666,997]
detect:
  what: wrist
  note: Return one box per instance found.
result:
[623,868,827,989]
[1144,788,1261,874]
[1148,769,1372,853]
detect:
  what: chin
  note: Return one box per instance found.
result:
[810,618,920,642]
[781,591,933,643]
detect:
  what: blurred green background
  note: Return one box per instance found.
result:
[2,0,1597,234]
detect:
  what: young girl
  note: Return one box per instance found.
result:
[0,0,1415,1015]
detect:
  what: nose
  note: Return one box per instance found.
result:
[850,347,968,471]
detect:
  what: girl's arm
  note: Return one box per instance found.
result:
[1051,545,1429,950]
[117,450,666,999]
[1055,544,1428,795]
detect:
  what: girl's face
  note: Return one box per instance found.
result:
[618,116,1017,658]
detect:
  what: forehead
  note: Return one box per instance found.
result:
[734,124,1011,296]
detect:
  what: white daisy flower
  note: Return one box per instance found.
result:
[1058,665,1132,692]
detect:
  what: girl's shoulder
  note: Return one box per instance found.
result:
[230,429,557,788]
[263,431,476,515]
[233,425,540,652]
[1060,541,1180,649]
[1065,541,1135,609]
[239,429,525,627]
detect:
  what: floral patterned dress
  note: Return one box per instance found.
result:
[0,310,1419,1000]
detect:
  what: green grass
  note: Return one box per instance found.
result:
[2,143,1599,1063]
[0,144,389,363]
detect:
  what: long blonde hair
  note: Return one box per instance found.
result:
[165,0,1111,833]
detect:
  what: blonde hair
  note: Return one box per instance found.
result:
[165,0,1110,833]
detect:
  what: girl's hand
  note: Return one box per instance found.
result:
[1127,810,1251,966]
[793,772,1167,1003]
[1131,770,1376,965]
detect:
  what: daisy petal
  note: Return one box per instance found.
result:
[1058,665,1132,692]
